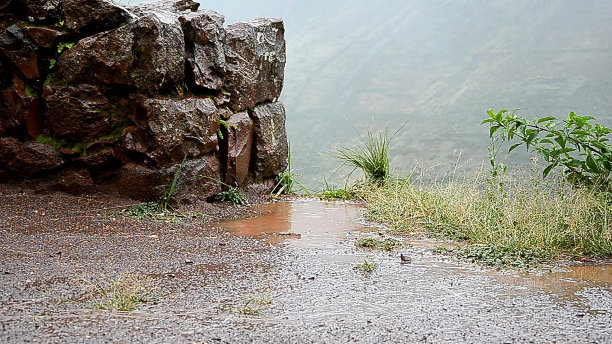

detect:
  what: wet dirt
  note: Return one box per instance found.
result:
[1,189,611,343]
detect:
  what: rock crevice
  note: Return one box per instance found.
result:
[0,0,288,202]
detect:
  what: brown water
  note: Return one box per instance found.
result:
[223,199,380,247]
[222,199,612,315]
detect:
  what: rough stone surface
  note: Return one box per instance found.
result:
[19,0,61,23]
[126,97,220,164]
[116,162,171,200]
[0,1,288,201]
[251,102,288,178]
[130,0,200,16]
[63,0,133,35]
[57,13,185,94]
[116,155,220,201]
[0,137,63,175]
[0,25,39,80]
[0,58,11,90]
[75,148,122,170]
[225,112,253,185]
[48,168,96,194]
[224,18,286,111]
[23,26,63,48]
[0,89,42,138]
[180,11,225,90]
[43,84,116,140]
[171,154,222,203]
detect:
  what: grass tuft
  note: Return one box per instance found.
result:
[331,128,391,184]
[354,259,377,273]
[90,273,156,312]
[233,293,272,316]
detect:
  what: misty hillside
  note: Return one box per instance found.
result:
[124,0,612,187]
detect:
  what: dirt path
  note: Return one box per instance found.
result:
[1,188,611,343]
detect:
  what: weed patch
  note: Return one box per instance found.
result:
[215,185,248,205]
[318,188,356,201]
[110,202,204,223]
[354,259,377,273]
[434,245,548,268]
[90,273,156,312]
[232,293,272,316]
[356,237,403,251]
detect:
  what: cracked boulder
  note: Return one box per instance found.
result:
[57,13,184,94]
[43,84,117,140]
[124,97,220,164]
[224,112,253,186]
[180,10,226,91]
[251,102,288,178]
[0,137,63,175]
[224,18,286,111]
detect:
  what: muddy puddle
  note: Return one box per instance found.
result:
[222,199,380,248]
[221,199,612,315]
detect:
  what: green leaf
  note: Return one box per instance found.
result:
[554,136,566,148]
[537,116,556,124]
[586,154,600,173]
[526,132,537,148]
[543,163,557,178]
[489,125,500,138]
[508,142,522,153]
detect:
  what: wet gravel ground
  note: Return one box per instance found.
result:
[1,188,611,343]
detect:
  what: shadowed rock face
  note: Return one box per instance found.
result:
[0,89,42,138]
[0,137,63,175]
[0,0,288,202]
[180,11,226,91]
[43,85,115,140]
[0,25,39,80]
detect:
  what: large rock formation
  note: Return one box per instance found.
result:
[0,0,288,202]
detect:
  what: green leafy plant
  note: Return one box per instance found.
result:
[57,42,74,54]
[215,184,248,206]
[482,109,611,191]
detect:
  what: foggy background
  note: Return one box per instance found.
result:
[119,0,612,188]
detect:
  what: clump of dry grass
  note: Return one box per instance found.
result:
[355,168,611,260]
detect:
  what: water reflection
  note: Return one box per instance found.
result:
[222,199,378,247]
